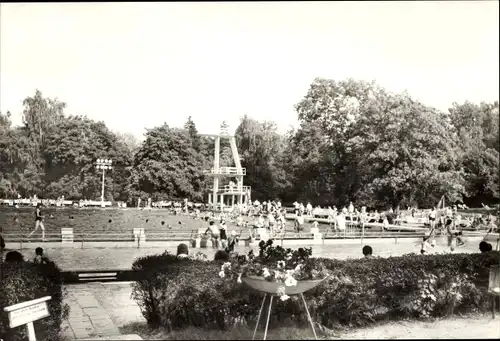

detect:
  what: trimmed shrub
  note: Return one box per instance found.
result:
[131,251,499,331]
[0,260,70,341]
[131,253,222,329]
[308,252,498,327]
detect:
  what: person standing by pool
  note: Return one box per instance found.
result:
[327,206,334,222]
[348,202,354,220]
[225,230,239,253]
[428,207,437,231]
[306,202,313,216]
[295,211,305,238]
[382,214,389,231]
[205,221,220,249]
[28,203,45,241]
[299,203,305,216]
[277,210,287,232]
[336,212,346,237]
[444,216,456,251]
[219,220,228,249]
[268,212,276,235]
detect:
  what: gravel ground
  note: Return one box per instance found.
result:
[337,315,500,339]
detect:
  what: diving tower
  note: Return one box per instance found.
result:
[201,124,251,209]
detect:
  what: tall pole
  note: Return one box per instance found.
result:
[96,158,113,207]
[101,168,106,202]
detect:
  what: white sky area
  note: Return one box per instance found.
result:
[1,2,499,140]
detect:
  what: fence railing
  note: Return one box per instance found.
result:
[218,185,251,193]
[203,167,247,176]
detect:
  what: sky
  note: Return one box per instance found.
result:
[1,1,499,140]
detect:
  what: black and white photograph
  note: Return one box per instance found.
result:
[0,2,499,340]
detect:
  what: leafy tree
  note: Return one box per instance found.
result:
[128,124,206,201]
[235,115,289,201]
[283,120,338,205]
[42,116,133,201]
[184,116,201,152]
[0,86,497,209]
[115,132,141,157]
[293,78,467,208]
[0,111,16,197]
[22,89,65,147]
[448,101,500,206]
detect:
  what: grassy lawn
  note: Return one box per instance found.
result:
[120,314,500,340]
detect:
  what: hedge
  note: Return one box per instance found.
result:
[131,251,499,331]
[0,260,69,341]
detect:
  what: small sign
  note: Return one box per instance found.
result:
[133,228,145,236]
[62,234,74,242]
[313,233,323,240]
[61,228,74,244]
[4,296,51,341]
[8,301,49,328]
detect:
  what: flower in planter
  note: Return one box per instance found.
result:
[262,268,271,278]
[216,238,328,301]
[276,286,290,301]
[285,275,298,287]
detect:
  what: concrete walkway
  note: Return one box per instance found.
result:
[63,283,144,340]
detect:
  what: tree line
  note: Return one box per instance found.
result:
[0,78,498,209]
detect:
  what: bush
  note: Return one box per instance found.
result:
[308,252,498,327]
[0,260,70,341]
[131,252,224,330]
[131,251,499,332]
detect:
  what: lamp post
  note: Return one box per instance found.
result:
[96,158,113,207]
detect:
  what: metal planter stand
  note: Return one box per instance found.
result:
[242,276,326,340]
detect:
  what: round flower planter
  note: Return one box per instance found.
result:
[242,275,326,296]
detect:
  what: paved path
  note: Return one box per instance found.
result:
[63,283,144,340]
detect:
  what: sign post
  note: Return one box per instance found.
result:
[3,296,51,341]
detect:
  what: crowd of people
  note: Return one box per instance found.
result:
[1,196,498,255]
